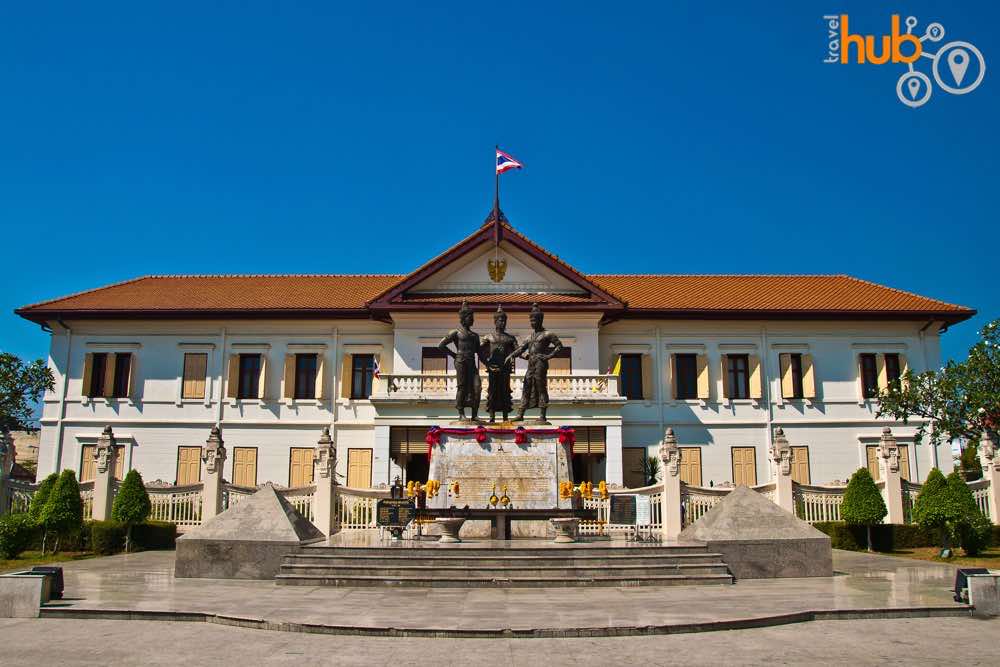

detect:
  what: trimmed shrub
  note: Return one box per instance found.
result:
[40,469,84,552]
[89,521,127,555]
[812,522,936,552]
[911,468,959,548]
[0,513,37,559]
[947,472,992,556]
[841,468,887,550]
[132,521,177,550]
[112,470,152,551]
[29,473,58,524]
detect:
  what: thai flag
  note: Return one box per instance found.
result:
[373,356,381,379]
[496,149,523,174]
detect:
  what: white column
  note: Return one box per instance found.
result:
[372,425,391,487]
[878,427,905,524]
[605,424,624,486]
[979,431,1000,525]
[201,425,226,520]
[313,426,337,536]
[92,426,118,521]
[770,427,795,514]
[659,427,682,542]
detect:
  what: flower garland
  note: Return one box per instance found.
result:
[424,425,575,461]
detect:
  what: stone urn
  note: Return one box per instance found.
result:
[549,517,580,543]
[435,517,467,543]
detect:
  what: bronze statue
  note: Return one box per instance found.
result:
[438,301,482,421]
[479,305,518,423]
[506,302,564,423]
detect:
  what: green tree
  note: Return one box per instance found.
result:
[642,456,661,486]
[877,320,1000,448]
[0,352,55,432]
[840,468,887,551]
[40,469,83,553]
[112,469,152,551]
[959,443,983,481]
[946,471,992,556]
[29,472,59,552]
[912,468,964,552]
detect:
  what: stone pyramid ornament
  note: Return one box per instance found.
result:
[679,486,832,579]
[175,484,324,579]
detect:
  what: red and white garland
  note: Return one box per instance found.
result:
[424,425,575,461]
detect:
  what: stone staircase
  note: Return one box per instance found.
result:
[274,544,734,588]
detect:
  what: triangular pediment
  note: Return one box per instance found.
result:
[367,217,625,313]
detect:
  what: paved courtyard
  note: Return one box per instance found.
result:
[2,616,998,666]
[36,548,969,635]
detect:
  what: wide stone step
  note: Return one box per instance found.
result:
[298,545,711,558]
[279,563,731,578]
[274,573,734,588]
[283,553,726,568]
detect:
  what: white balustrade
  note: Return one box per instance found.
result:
[377,372,620,400]
[4,480,36,514]
[335,486,390,531]
[795,484,846,523]
[222,484,255,510]
[148,484,204,530]
[278,485,316,523]
[968,478,991,519]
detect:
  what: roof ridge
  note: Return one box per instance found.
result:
[839,274,974,312]
[142,273,405,279]
[589,273,849,278]
[14,275,153,312]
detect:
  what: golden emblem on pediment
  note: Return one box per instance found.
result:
[487,258,507,283]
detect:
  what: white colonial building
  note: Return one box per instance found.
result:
[17,213,974,493]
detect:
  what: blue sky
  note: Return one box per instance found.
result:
[1,1,996,364]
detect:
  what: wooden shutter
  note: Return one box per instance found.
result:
[182,353,208,399]
[899,354,910,389]
[898,444,911,482]
[282,354,295,400]
[233,448,258,487]
[340,354,353,399]
[102,353,117,398]
[801,353,816,399]
[866,445,881,481]
[289,448,314,487]
[124,354,137,399]
[748,354,762,399]
[257,355,268,399]
[720,355,730,399]
[791,446,810,484]
[114,445,126,480]
[732,447,757,486]
[875,353,888,392]
[696,354,710,400]
[572,427,606,455]
[679,447,702,486]
[779,353,793,399]
[640,354,653,400]
[226,355,240,399]
[347,448,373,488]
[315,355,326,400]
[177,447,202,485]
[669,354,677,399]
[80,445,96,482]
[82,353,94,398]
[622,448,646,488]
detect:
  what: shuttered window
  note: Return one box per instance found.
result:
[289,447,315,487]
[679,447,702,486]
[866,445,881,481]
[549,347,572,375]
[347,448,373,488]
[87,353,107,398]
[390,427,430,455]
[791,446,810,484]
[674,354,698,400]
[571,426,606,455]
[619,353,643,400]
[80,444,125,482]
[238,354,262,399]
[860,354,879,399]
[232,447,258,487]
[731,447,757,486]
[899,444,911,482]
[176,446,202,485]
[885,353,902,387]
[294,354,318,400]
[622,448,646,488]
[725,354,749,399]
[182,353,208,399]
[351,354,376,399]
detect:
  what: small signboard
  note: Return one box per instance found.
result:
[635,495,652,526]
[609,494,637,525]
[377,498,416,527]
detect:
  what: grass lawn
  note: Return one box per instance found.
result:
[0,550,97,574]
[887,547,1000,569]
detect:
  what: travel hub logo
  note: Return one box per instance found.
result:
[824,14,986,108]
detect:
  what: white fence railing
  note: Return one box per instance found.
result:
[222,484,255,510]
[577,483,663,537]
[376,372,621,401]
[148,484,204,529]
[969,478,991,519]
[79,481,95,521]
[795,484,846,523]
[335,486,390,530]
[279,485,316,523]
[4,480,36,514]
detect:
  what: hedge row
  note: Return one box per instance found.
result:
[814,521,999,552]
[0,515,177,559]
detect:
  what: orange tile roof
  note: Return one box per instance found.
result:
[16,273,974,322]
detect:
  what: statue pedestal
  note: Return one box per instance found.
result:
[428,431,572,538]
[435,518,466,543]
[549,518,580,543]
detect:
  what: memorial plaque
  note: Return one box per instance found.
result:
[609,494,637,525]
[377,498,416,527]
[635,495,652,525]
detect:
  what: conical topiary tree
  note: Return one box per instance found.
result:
[912,467,962,553]
[40,469,83,553]
[112,469,152,552]
[841,467,887,551]
[30,472,59,553]
[946,471,992,556]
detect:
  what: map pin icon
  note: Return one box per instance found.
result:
[907,77,921,99]
[948,49,970,86]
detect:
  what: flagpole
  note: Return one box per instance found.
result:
[494,144,500,220]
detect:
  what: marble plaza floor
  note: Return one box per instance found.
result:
[34,546,973,637]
